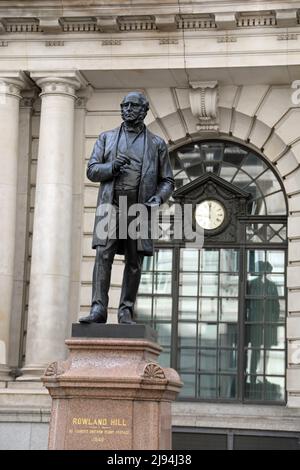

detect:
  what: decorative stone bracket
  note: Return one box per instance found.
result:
[189,81,219,133]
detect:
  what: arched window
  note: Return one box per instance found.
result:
[137,140,287,403]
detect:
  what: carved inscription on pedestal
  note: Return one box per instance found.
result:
[65,400,132,449]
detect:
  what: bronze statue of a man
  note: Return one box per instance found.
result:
[79,92,174,325]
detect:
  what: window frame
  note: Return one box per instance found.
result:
[137,138,288,404]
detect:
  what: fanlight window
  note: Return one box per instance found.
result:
[171,141,286,216]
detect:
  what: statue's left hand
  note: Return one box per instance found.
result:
[145,195,161,206]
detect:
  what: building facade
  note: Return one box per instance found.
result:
[1,0,300,450]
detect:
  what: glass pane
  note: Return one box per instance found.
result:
[177,144,200,163]
[219,323,238,348]
[269,224,287,242]
[266,251,285,273]
[198,298,218,322]
[154,273,172,294]
[220,249,239,272]
[174,171,190,189]
[220,298,238,322]
[247,250,265,273]
[256,169,281,196]
[270,325,285,349]
[200,249,219,272]
[223,144,247,166]
[178,348,196,373]
[231,169,253,189]
[180,249,199,271]
[198,375,217,399]
[154,249,172,271]
[179,374,196,397]
[155,323,172,346]
[220,274,239,297]
[153,297,172,320]
[179,273,198,296]
[142,256,153,271]
[279,300,286,321]
[199,349,217,372]
[268,274,285,296]
[246,224,266,243]
[246,324,264,347]
[246,300,264,322]
[264,301,280,324]
[247,276,265,296]
[265,350,285,375]
[199,273,218,296]
[159,348,171,368]
[136,296,152,321]
[171,153,182,171]
[244,375,264,400]
[139,273,153,293]
[201,142,223,161]
[265,191,287,215]
[247,196,266,215]
[245,349,264,375]
[178,322,197,347]
[186,163,204,178]
[198,323,217,348]
[219,164,238,182]
[243,152,267,178]
[219,375,237,399]
[264,377,285,401]
[178,297,197,321]
[219,349,237,372]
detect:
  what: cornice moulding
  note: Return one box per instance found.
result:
[0,70,34,89]
[0,7,299,34]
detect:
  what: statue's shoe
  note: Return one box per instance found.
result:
[118,310,136,325]
[79,310,107,324]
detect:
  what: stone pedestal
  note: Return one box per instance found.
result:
[42,324,182,450]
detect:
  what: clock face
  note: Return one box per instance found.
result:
[195,200,226,230]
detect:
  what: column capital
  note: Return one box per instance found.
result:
[0,71,32,99]
[20,89,38,108]
[75,84,93,109]
[30,70,88,99]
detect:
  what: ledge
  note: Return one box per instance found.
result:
[172,401,300,432]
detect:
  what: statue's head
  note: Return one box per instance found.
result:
[120,91,149,126]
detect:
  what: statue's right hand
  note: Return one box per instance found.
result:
[112,154,130,173]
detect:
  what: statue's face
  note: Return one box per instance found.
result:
[121,93,147,124]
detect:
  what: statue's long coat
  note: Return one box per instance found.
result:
[87,125,174,255]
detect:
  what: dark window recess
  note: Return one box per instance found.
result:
[172,432,227,450]
[234,435,300,450]
[172,429,300,451]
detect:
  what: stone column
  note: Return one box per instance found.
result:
[21,72,86,380]
[0,72,28,381]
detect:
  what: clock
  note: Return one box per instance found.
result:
[195,199,226,230]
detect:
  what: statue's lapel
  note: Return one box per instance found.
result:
[110,126,122,160]
[141,128,155,181]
